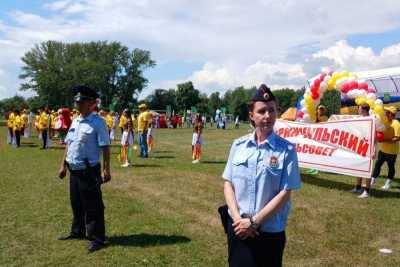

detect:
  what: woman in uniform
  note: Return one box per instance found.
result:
[223,84,301,267]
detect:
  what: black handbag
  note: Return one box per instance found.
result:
[218,204,229,234]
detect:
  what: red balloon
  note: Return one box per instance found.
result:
[349,81,358,89]
[310,84,317,93]
[341,83,350,93]
[368,88,376,93]
[376,131,384,142]
[359,82,368,90]
[314,79,321,87]
[320,73,326,81]
[297,111,304,118]
[312,92,319,100]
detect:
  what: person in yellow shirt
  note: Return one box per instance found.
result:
[20,109,29,137]
[371,106,400,190]
[104,109,113,133]
[118,109,129,136]
[13,110,23,147]
[38,107,50,149]
[137,104,151,158]
[7,110,15,144]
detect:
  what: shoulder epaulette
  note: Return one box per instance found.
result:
[234,133,252,145]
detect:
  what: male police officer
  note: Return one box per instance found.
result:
[58,85,111,253]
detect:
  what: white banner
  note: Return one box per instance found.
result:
[274,118,375,178]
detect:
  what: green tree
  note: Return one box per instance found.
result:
[145,89,177,111]
[176,81,200,112]
[0,95,28,113]
[222,86,256,120]
[320,90,341,116]
[208,92,222,114]
[19,41,155,109]
[196,93,210,114]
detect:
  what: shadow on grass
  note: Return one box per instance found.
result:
[202,160,227,164]
[133,164,163,168]
[49,146,66,150]
[21,143,38,147]
[152,155,175,159]
[152,150,173,154]
[108,233,191,247]
[302,174,400,199]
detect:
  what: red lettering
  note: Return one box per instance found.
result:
[357,138,369,157]
[321,128,330,142]
[328,148,336,156]
[330,129,340,144]
[338,131,349,147]
[313,127,323,141]
[347,134,359,152]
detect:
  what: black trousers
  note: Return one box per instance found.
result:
[42,129,47,149]
[227,217,286,267]
[372,151,397,180]
[69,164,105,243]
[8,127,13,143]
[15,130,20,147]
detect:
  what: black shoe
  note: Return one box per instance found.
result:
[88,240,104,253]
[58,234,86,240]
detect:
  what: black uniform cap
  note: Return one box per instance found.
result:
[73,85,99,102]
[251,84,275,102]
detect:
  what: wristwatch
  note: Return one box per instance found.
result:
[249,216,260,230]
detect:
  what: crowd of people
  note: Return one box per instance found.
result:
[4,100,220,166]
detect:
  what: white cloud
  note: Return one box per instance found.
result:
[1,0,400,99]
[44,0,72,11]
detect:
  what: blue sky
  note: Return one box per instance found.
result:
[0,0,400,99]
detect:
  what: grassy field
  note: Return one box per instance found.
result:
[1,125,399,267]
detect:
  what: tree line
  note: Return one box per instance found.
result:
[0,40,313,119]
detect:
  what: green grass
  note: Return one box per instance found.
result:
[1,125,399,267]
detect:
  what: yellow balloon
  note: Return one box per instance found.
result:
[342,71,349,77]
[327,80,335,90]
[355,97,366,106]
[366,99,375,108]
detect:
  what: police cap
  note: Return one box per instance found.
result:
[251,84,275,102]
[73,85,99,102]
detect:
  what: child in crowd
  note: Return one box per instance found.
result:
[192,117,203,164]
[147,121,154,153]
[120,119,134,167]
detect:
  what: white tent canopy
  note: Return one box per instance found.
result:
[307,67,400,97]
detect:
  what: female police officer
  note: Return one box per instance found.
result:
[58,85,111,253]
[223,84,301,267]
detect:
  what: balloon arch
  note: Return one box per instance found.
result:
[297,69,389,131]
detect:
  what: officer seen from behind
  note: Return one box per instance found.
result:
[58,85,111,253]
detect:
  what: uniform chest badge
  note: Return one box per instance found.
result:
[269,156,279,168]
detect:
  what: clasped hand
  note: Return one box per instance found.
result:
[233,218,259,240]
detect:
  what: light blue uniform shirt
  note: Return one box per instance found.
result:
[223,131,301,233]
[65,112,110,170]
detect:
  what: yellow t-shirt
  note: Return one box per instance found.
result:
[380,119,400,155]
[13,115,23,131]
[21,113,28,127]
[7,112,15,128]
[50,113,57,129]
[105,114,113,129]
[38,112,49,131]
[119,115,127,128]
[138,111,151,132]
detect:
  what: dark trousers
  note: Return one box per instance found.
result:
[42,129,47,149]
[8,127,13,144]
[15,130,20,147]
[69,164,105,243]
[139,130,148,157]
[372,151,397,180]
[227,217,286,267]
